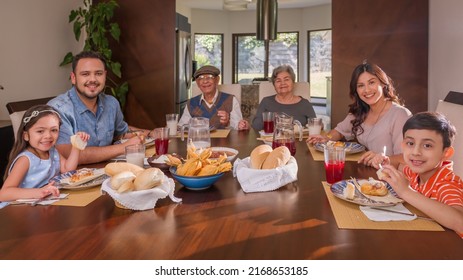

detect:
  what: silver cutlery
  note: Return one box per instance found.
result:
[368,206,434,221]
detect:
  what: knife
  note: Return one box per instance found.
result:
[31,193,53,206]
[368,206,434,221]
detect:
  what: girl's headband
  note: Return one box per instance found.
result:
[23,109,61,125]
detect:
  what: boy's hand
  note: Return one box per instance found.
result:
[380,165,410,197]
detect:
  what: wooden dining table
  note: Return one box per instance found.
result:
[0,129,462,260]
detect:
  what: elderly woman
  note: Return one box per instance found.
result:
[252,65,316,131]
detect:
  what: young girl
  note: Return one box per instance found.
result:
[0,104,89,202]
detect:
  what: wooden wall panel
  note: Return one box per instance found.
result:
[331,0,428,127]
[105,0,176,128]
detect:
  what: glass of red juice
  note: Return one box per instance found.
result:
[153,127,170,155]
[262,112,275,133]
[324,146,346,184]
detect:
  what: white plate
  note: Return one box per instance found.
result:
[50,168,108,190]
[314,142,365,154]
[210,147,239,162]
[330,179,403,206]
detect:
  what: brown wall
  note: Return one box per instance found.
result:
[108,0,176,128]
[331,0,428,126]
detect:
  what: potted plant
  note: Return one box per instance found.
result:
[60,0,129,109]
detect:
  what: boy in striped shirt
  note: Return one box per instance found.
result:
[381,112,463,237]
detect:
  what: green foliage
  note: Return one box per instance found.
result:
[59,0,128,109]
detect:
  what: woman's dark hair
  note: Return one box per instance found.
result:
[348,61,404,136]
[403,111,456,149]
[3,105,62,181]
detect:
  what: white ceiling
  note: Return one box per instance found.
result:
[177,0,331,11]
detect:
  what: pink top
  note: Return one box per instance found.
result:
[334,103,411,155]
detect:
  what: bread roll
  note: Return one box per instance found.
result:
[360,180,388,196]
[105,162,144,177]
[344,182,355,200]
[261,146,291,169]
[134,167,163,191]
[250,144,273,169]
[117,180,135,193]
[110,171,136,190]
[376,168,386,180]
[70,135,87,150]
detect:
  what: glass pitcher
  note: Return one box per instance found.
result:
[272,122,297,156]
[181,117,211,150]
[274,112,303,142]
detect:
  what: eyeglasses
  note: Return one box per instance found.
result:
[196,74,216,82]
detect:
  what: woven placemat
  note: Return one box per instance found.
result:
[53,186,102,207]
[307,142,365,162]
[322,181,444,231]
[174,129,230,139]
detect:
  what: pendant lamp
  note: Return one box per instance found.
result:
[256,0,278,41]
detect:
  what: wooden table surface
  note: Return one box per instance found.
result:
[1,130,462,260]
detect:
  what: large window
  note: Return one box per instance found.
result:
[194,33,223,74]
[308,29,332,98]
[233,32,298,84]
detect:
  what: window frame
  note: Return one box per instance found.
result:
[193,33,225,78]
[307,28,332,99]
[232,32,299,84]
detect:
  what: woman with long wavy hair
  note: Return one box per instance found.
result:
[308,61,412,168]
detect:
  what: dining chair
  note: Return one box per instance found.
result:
[6,96,54,139]
[436,96,463,177]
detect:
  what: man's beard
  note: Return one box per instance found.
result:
[75,82,102,100]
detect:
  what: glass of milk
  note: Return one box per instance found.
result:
[308,118,323,135]
[166,113,179,136]
[125,144,145,167]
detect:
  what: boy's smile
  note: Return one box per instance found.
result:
[402,129,451,184]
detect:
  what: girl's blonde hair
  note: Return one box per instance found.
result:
[3,104,61,181]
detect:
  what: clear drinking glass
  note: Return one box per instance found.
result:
[153,127,170,155]
[308,118,323,135]
[125,144,145,167]
[166,113,179,136]
[324,146,346,184]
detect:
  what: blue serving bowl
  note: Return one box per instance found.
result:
[169,166,225,190]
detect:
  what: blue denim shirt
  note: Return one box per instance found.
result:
[48,87,128,147]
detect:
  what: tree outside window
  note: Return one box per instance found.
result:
[308,29,332,99]
[233,32,298,84]
[194,33,223,74]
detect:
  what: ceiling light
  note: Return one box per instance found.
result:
[256,0,278,40]
[223,0,252,11]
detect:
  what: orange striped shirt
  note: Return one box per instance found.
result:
[404,161,463,207]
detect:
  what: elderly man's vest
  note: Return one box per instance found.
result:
[187,92,233,129]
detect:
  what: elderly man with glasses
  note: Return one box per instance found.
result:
[178,65,249,130]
